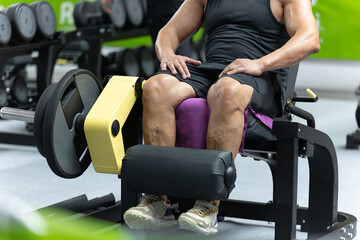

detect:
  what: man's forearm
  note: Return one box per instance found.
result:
[155,28,181,61]
[260,31,320,72]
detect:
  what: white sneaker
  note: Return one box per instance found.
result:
[178,200,219,235]
[123,194,177,230]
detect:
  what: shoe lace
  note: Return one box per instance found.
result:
[138,194,161,207]
[192,201,217,216]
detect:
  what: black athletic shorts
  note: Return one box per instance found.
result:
[154,62,282,117]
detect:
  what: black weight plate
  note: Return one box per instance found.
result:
[118,49,140,76]
[9,75,28,105]
[30,1,57,39]
[74,2,89,28]
[0,12,12,45]
[34,83,57,157]
[6,3,37,41]
[42,69,103,178]
[124,0,144,27]
[0,81,8,107]
[108,0,127,29]
[135,46,155,78]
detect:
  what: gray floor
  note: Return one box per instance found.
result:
[0,92,359,239]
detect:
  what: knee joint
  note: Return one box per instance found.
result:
[142,76,167,104]
[209,78,252,113]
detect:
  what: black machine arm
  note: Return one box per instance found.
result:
[286,88,318,128]
[285,103,316,128]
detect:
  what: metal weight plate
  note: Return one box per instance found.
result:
[9,75,28,105]
[74,1,103,28]
[118,49,140,76]
[34,83,57,157]
[6,3,37,42]
[135,46,155,78]
[0,12,12,45]
[42,69,103,178]
[107,0,127,29]
[74,2,90,28]
[30,1,57,39]
[0,81,8,107]
[124,0,144,27]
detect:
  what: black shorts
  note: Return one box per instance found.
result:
[154,62,281,117]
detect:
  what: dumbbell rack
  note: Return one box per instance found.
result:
[62,25,148,80]
[0,32,65,146]
[0,25,149,147]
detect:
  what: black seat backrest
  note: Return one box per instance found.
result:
[285,64,300,104]
[244,63,300,145]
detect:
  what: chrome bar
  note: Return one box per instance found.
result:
[0,107,35,123]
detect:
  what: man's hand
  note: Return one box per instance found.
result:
[218,58,265,78]
[160,54,201,79]
[102,0,114,14]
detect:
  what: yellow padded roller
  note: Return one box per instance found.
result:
[84,76,141,174]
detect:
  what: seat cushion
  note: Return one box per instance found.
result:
[175,98,275,152]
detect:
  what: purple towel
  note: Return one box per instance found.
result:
[175,98,273,153]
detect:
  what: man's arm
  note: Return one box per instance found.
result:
[219,0,320,77]
[156,0,205,79]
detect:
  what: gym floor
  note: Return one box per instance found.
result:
[0,77,359,239]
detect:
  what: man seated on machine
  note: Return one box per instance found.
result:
[109,0,320,235]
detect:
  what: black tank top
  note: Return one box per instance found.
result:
[204,0,291,109]
[204,0,289,63]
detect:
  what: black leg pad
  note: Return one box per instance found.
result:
[121,145,236,200]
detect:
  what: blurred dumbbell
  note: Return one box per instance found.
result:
[102,48,140,76]
[8,74,28,106]
[94,0,127,29]
[0,75,28,108]
[0,12,12,45]
[5,3,37,42]
[123,0,145,28]
[134,46,156,78]
[29,1,57,39]
[74,1,103,29]
[0,81,8,108]
[74,0,126,29]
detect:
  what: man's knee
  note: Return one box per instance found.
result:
[208,77,253,113]
[143,74,172,105]
[143,74,196,109]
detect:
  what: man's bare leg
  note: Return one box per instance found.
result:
[207,77,254,206]
[142,73,196,201]
[142,74,196,146]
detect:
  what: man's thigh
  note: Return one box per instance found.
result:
[144,73,197,108]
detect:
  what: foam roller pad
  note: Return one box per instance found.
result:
[121,144,236,200]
